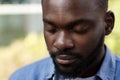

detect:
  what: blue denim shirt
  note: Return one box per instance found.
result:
[9,47,120,80]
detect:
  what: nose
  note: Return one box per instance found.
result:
[53,31,74,51]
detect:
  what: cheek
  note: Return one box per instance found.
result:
[44,32,56,52]
[73,23,105,53]
[72,32,102,55]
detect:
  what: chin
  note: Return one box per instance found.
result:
[53,58,87,78]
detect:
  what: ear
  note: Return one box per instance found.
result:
[105,11,115,35]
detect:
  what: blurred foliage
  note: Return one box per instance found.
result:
[0,1,120,80]
[0,27,25,46]
[105,0,120,55]
[0,0,25,4]
[0,33,49,80]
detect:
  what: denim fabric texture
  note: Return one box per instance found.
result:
[9,46,120,80]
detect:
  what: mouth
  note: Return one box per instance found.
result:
[55,55,78,65]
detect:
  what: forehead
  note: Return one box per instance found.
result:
[42,0,102,23]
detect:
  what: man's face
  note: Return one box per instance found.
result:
[43,0,106,77]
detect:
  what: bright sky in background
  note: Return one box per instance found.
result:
[0,4,42,15]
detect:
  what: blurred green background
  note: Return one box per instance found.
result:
[0,0,120,80]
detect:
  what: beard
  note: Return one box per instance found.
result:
[49,34,105,78]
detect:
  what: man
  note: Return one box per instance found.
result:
[9,0,120,80]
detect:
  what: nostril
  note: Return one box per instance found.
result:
[53,31,74,51]
[53,38,74,51]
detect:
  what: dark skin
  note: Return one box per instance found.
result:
[42,0,114,78]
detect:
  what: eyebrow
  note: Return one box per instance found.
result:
[43,18,90,28]
[66,19,85,28]
[43,18,57,28]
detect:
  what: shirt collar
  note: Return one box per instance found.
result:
[96,46,116,80]
[45,58,55,80]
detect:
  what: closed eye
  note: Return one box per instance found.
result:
[72,24,90,34]
[43,18,58,34]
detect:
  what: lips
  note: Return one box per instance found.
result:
[55,55,77,65]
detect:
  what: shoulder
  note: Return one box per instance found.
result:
[114,55,120,79]
[9,57,54,80]
[115,55,120,68]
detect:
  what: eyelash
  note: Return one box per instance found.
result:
[45,25,57,34]
[72,28,88,34]
[45,22,90,35]
[71,24,90,34]
[48,28,57,34]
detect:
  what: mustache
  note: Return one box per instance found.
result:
[50,51,82,59]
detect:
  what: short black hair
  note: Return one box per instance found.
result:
[97,0,108,12]
[41,0,109,11]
